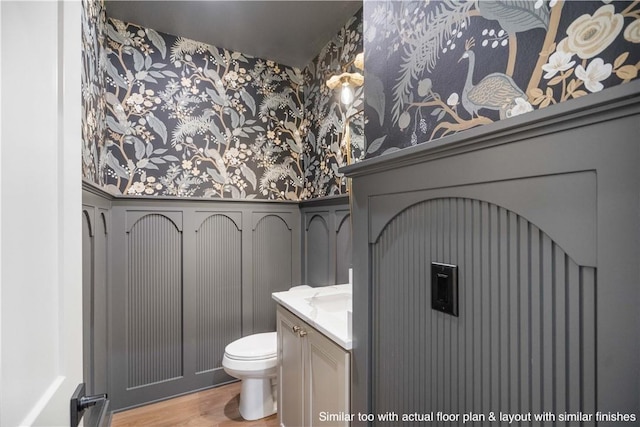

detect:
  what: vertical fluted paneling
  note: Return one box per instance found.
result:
[306,216,330,286]
[372,198,596,426]
[195,215,241,373]
[253,215,292,332]
[82,213,95,393]
[127,214,182,388]
[336,216,352,285]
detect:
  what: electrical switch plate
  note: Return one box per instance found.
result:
[431,262,458,316]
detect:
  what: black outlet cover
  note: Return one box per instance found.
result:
[431,262,458,316]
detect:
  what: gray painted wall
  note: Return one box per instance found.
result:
[300,196,352,287]
[372,198,595,423]
[344,81,640,423]
[82,189,111,397]
[82,184,303,410]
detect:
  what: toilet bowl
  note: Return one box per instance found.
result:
[222,332,277,420]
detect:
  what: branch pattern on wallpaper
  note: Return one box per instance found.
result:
[364,0,640,157]
[81,0,107,186]
[103,19,308,199]
[303,11,364,198]
[81,3,364,199]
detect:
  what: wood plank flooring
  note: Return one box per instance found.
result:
[110,382,279,427]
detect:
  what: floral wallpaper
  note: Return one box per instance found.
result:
[302,10,364,198]
[81,0,107,186]
[363,0,640,157]
[81,1,364,200]
[103,19,309,199]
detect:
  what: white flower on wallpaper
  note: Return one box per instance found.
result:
[625,19,640,43]
[542,50,576,79]
[506,97,534,118]
[575,58,613,93]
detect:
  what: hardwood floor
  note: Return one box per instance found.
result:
[110,382,279,427]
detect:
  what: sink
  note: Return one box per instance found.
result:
[306,292,352,313]
[272,284,353,349]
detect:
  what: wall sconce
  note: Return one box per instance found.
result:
[326,52,364,106]
[325,52,364,217]
[325,53,364,168]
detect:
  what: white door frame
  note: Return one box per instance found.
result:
[0,1,83,426]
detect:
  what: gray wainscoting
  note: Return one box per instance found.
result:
[372,198,595,422]
[82,185,303,410]
[344,82,640,424]
[126,213,183,389]
[300,196,352,287]
[194,214,242,374]
[252,213,296,332]
[82,189,111,397]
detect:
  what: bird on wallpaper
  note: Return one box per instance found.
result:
[458,38,525,119]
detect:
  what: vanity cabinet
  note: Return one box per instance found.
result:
[277,305,350,427]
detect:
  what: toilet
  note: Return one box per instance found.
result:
[222,332,278,421]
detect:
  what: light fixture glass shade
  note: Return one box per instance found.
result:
[340,82,354,105]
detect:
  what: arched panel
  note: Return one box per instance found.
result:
[372,198,596,422]
[252,211,293,231]
[82,211,95,393]
[126,214,183,388]
[306,215,330,286]
[100,211,108,235]
[126,211,182,233]
[82,209,94,237]
[253,215,292,333]
[194,211,241,232]
[195,214,242,373]
[336,214,352,285]
[369,171,596,266]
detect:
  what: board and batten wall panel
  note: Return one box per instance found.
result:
[253,214,293,333]
[300,197,351,287]
[83,185,303,410]
[306,214,330,286]
[195,214,242,374]
[371,198,595,425]
[82,210,95,394]
[126,213,183,388]
[81,196,111,397]
[345,84,640,419]
[335,211,352,285]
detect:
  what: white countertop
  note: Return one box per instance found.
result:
[272,284,352,350]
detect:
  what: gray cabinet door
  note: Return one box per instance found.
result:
[277,307,305,427]
[307,325,350,427]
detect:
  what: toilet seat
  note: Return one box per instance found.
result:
[224,332,277,361]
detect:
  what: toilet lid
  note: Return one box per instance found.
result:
[225,332,277,360]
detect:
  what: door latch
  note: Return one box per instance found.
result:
[70,383,107,427]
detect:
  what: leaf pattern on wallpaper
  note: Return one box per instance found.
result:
[477,1,549,33]
[103,18,308,199]
[528,3,639,108]
[82,5,364,200]
[302,11,364,199]
[391,1,475,124]
[81,0,108,186]
[364,0,640,157]
[366,72,386,127]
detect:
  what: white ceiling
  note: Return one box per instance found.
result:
[105,1,362,69]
